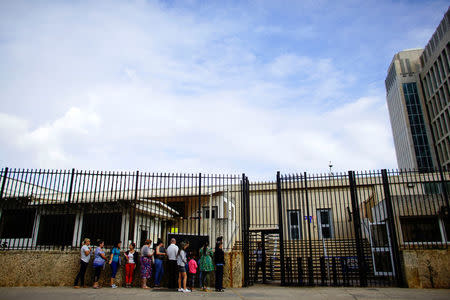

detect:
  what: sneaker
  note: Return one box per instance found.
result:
[183,289,191,293]
[178,288,183,292]
[111,284,117,289]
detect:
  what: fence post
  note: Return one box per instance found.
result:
[381,169,404,287]
[128,171,139,241]
[276,171,286,286]
[0,167,9,201]
[198,173,202,236]
[348,171,367,287]
[297,257,303,286]
[332,257,337,286]
[67,168,75,203]
[304,172,313,263]
[241,174,250,287]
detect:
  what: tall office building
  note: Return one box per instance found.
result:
[385,49,437,171]
[419,7,450,170]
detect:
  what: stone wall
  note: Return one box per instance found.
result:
[402,249,450,288]
[0,250,243,288]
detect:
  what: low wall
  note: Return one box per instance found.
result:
[0,250,243,288]
[402,249,450,288]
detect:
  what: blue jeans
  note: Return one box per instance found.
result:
[111,261,119,278]
[154,258,164,286]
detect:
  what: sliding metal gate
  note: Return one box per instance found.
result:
[242,170,418,287]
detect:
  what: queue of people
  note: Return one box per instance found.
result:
[73,236,226,292]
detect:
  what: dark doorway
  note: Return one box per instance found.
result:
[168,233,209,256]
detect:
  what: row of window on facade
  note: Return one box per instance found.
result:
[286,207,450,245]
[0,203,222,247]
[422,48,450,97]
[0,210,123,246]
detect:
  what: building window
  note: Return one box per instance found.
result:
[37,214,76,246]
[317,209,334,239]
[202,206,217,219]
[400,216,445,243]
[0,209,35,239]
[402,82,434,172]
[288,210,301,240]
[81,213,122,247]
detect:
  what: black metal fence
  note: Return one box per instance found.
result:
[1,167,449,288]
[0,168,242,253]
[241,169,449,287]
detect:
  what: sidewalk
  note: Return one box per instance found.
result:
[0,285,449,300]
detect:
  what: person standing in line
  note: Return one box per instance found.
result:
[187,252,198,291]
[166,238,179,289]
[140,239,153,289]
[177,241,190,293]
[154,238,166,288]
[253,242,265,283]
[92,240,108,289]
[214,241,225,292]
[74,238,91,288]
[199,241,214,291]
[109,241,122,288]
[124,242,139,288]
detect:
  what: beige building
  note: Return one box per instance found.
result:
[385,49,436,171]
[386,8,450,171]
[419,7,450,170]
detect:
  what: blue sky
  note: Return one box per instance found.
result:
[0,0,448,179]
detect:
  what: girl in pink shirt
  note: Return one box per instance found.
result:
[188,253,198,291]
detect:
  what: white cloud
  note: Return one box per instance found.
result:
[0,0,403,178]
[0,107,100,168]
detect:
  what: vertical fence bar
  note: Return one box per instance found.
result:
[303,172,313,286]
[381,169,404,287]
[128,171,139,241]
[276,171,286,286]
[241,174,249,287]
[198,173,202,236]
[348,171,367,287]
[0,167,8,201]
[67,168,75,204]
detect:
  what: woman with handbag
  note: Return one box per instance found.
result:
[92,240,107,289]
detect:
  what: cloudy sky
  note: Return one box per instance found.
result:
[0,0,448,179]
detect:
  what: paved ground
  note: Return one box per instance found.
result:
[0,285,449,300]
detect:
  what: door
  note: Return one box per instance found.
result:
[368,222,395,276]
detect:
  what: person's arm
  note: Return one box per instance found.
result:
[124,251,129,263]
[109,250,113,264]
[84,246,90,256]
[156,245,166,256]
[100,250,107,261]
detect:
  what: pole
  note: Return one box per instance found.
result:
[381,169,404,287]
[276,171,286,285]
[348,171,367,287]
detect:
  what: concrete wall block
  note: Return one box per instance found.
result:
[0,250,244,288]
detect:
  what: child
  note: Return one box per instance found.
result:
[188,252,198,291]
[177,241,190,293]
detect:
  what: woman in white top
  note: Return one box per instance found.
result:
[124,243,139,288]
[74,238,91,288]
